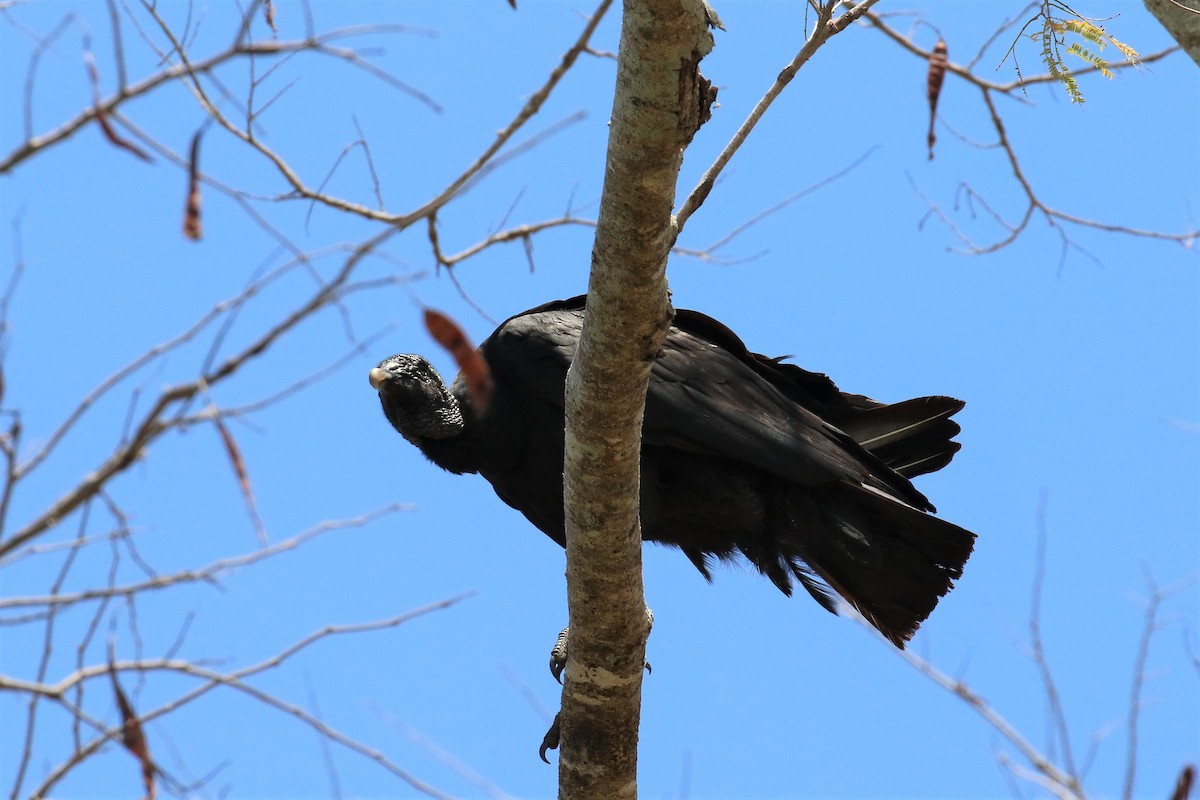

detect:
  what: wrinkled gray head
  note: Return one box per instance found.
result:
[369,354,464,443]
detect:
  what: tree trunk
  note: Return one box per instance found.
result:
[558,1,715,799]
[1144,0,1200,68]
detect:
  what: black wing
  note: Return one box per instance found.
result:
[476,296,973,645]
[484,296,943,510]
[643,320,934,510]
[672,307,964,479]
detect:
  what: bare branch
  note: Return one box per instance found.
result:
[0,222,401,559]
[683,148,877,259]
[1170,765,1196,800]
[408,2,613,225]
[894,645,1083,799]
[0,4,672,796]
[0,505,410,614]
[436,216,598,269]
[24,597,470,799]
[862,11,1196,257]
[368,702,520,800]
[2,24,435,174]
[1123,571,1200,800]
[864,11,1176,96]
[1031,493,1079,783]
[674,0,881,233]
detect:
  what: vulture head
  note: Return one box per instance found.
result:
[369,355,464,445]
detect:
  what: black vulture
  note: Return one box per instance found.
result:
[370,295,975,647]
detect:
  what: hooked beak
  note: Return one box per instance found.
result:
[368,367,390,391]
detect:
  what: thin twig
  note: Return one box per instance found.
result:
[437,217,598,268]
[863,11,1195,258]
[687,147,878,258]
[0,506,410,613]
[1123,571,1200,800]
[0,225,403,559]
[675,0,881,234]
[895,645,1084,799]
[26,597,471,799]
[2,25,434,174]
[1031,493,1079,783]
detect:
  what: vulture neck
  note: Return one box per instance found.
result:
[411,378,480,476]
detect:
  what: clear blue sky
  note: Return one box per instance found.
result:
[1,2,1197,798]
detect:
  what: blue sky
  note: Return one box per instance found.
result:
[1,1,1197,798]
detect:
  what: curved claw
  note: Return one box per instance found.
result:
[548,626,569,684]
[539,713,561,764]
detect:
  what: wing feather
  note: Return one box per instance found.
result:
[479,297,943,513]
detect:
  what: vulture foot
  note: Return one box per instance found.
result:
[547,608,656,684]
[539,713,561,763]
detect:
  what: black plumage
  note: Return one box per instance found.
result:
[370,296,975,646]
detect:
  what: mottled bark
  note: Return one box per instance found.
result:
[1144,0,1200,68]
[558,1,714,799]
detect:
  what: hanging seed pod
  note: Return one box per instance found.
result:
[927,38,948,160]
[183,127,204,241]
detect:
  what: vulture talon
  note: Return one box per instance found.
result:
[548,608,652,685]
[549,626,569,684]
[539,713,560,764]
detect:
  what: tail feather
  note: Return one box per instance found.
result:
[839,396,965,479]
[782,482,975,647]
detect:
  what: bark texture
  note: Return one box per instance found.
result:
[1144,0,1200,68]
[558,1,714,798]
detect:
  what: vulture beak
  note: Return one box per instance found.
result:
[368,367,390,391]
